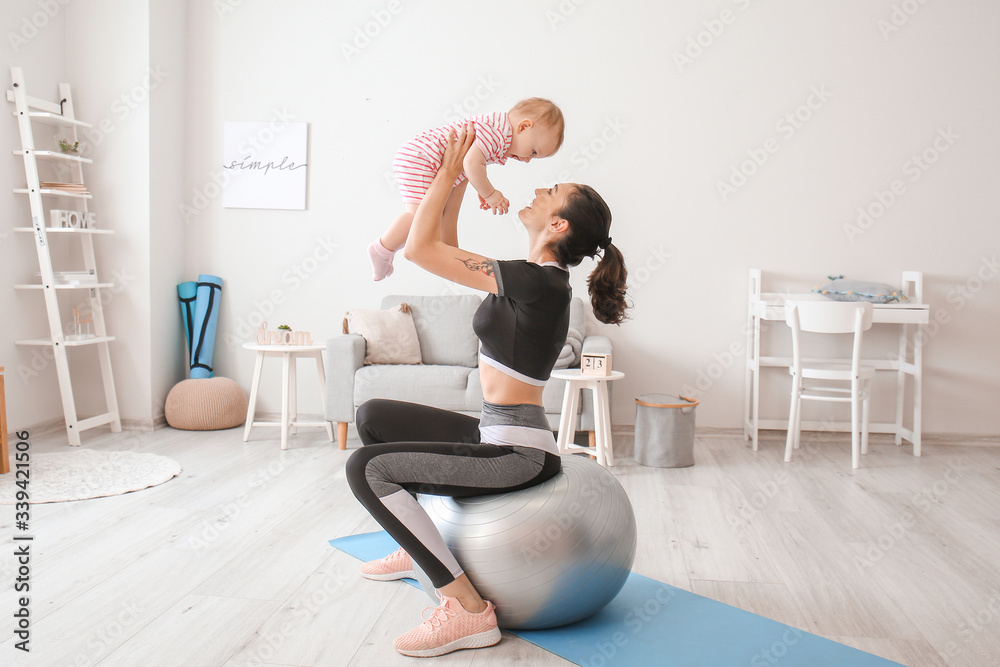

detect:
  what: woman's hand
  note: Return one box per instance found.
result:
[440,124,476,179]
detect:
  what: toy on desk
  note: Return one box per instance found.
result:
[812,275,907,303]
[581,352,612,376]
[254,321,313,346]
[67,305,94,341]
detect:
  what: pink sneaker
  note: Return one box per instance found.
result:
[394,595,501,657]
[360,547,414,581]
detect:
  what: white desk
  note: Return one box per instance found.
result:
[744,270,929,456]
[242,343,334,450]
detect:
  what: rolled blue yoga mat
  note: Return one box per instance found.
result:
[189,274,222,379]
[177,281,197,365]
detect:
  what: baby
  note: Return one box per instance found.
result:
[368,97,565,280]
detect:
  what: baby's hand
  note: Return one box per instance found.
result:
[483,190,510,215]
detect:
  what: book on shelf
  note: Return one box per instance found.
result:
[39,181,90,194]
[35,270,98,286]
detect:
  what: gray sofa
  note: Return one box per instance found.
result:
[324,294,612,449]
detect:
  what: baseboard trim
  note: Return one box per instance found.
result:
[8,416,65,439]
[120,417,163,432]
[612,425,999,447]
[13,418,997,449]
[11,414,169,441]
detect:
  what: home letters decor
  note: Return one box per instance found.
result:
[49,209,96,229]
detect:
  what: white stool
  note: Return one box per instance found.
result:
[551,369,625,467]
[242,343,334,450]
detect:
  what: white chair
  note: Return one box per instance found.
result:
[784,300,875,469]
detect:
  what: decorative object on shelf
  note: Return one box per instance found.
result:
[581,352,612,376]
[49,209,96,228]
[8,66,121,446]
[165,377,247,431]
[222,120,308,210]
[46,270,97,286]
[40,181,90,195]
[67,305,94,341]
[254,321,313,346]
[56,138,79,154]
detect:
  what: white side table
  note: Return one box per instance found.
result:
[550,369,625,467]
[242,343,334,450]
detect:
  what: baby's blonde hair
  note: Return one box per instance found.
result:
[510,97,565,151]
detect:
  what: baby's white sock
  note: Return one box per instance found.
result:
[368,238,396,281]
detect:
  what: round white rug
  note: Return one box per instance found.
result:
[0,449,182,504]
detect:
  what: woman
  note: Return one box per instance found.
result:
[345,125,628,658]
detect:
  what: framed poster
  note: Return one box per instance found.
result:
[222,121,308,210]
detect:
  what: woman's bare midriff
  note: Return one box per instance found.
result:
[479,362,546,407]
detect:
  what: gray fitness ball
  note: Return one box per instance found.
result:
[413,454,637,630]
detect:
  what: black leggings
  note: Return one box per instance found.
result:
[345,399,562,588]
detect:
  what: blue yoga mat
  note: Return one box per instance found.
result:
[177,281,197,364]
[330,531,902,667]
[189,274,222,379]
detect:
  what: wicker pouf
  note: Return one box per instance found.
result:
[165,377,248,430]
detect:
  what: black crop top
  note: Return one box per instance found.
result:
[472,260,572,386]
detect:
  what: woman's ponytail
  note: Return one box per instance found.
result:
[587,242,628,324]
[553,185,630,325]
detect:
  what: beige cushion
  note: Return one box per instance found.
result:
[345,303,422,365]
[165,377,248,431]
[380,295,482,367]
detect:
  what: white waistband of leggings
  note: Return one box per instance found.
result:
[479,424,559,456]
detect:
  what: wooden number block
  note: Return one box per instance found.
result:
[581,353,612,376]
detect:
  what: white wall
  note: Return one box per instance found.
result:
[63,0,187,428]
[149,0,188,422]
[2,0,186,433]
[2,0,68,429]
[5,0,999,438]
[186,0,999,435]
[65,0,154,427]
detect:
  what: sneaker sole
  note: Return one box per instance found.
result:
[361,569,415,581]
[396,627,501,658]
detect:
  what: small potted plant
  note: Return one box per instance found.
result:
[57,139,80,154]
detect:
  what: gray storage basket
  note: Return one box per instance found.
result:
[633,394,699,468]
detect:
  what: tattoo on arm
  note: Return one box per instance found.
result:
[457,258,494,276]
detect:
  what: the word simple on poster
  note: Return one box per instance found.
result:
[222,120,308,210]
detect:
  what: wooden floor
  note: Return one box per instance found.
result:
[1,424,999,667]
